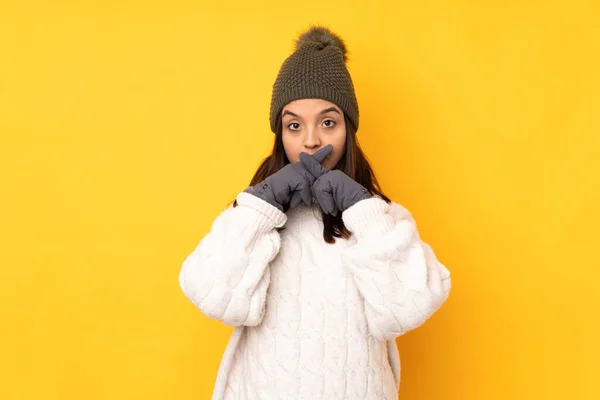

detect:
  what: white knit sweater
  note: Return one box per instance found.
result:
[179,192,451,399]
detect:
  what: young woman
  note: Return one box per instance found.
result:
[179,25,451,399]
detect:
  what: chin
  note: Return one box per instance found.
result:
[323,161,336,170]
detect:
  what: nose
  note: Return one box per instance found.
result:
[303,128,321,150]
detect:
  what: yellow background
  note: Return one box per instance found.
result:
[1,0,599,398]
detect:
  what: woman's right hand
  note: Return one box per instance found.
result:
[245,145,332,211]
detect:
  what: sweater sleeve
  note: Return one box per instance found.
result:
[178,192,287,327]
[341,197,451,341]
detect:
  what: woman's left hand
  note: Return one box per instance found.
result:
[300,151,372,216]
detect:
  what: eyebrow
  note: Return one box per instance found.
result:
[282,107,341,118]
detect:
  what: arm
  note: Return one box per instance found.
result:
[178,192,287,327]
[341,197,451,341]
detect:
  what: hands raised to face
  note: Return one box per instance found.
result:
[245,145,333,212]
[246,144,371,214]
[300,146,371,216]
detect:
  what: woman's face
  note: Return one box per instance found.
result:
[281,98,346,170]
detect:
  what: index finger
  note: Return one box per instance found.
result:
[311,144,333,163]
[300,151,329,179]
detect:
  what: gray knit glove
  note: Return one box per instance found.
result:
[299,150,372,216]
[245,145,333,212]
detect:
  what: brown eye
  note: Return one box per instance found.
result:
[323,120,336,128]
[288,122,300,130]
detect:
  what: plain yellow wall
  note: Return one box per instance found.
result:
[1,0,599,399]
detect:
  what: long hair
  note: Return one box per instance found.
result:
[234,114,390,243]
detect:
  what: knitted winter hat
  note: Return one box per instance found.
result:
[269,25,359,133]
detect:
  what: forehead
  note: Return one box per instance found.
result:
[282,98,341,115]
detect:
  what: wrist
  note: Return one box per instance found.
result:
[344,188,372,211]
[244,185,282,212]
[342,196,394,241]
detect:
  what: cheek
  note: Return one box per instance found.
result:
[324,140,346,169]
[286,151,300,163]
[330,149,344,168]
[282,138,300,162]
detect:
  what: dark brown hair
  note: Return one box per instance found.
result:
[234,114,390,243]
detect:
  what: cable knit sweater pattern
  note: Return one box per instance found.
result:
[179,192,451,399]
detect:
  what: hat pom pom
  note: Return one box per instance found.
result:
[295,25,348,62]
